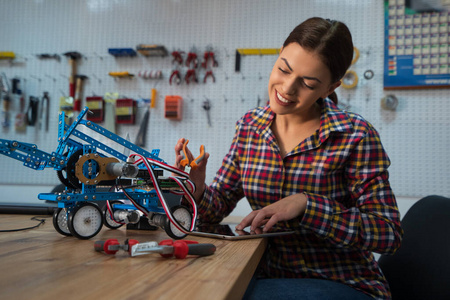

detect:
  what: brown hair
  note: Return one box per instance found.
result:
[283,17,354,104]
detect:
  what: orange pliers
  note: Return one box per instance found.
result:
[180,139,205,170]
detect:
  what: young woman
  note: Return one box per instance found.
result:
[175,17,403,299]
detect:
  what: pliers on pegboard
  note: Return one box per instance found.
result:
[203,70,215,83]
[185,52,198,68]
[185,69,198,84]
[169,70,181,85]
[201,51,218,69]
[171,51,184,65]
[180,139,205,170]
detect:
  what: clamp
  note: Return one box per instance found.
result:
[169,70,181,85]
[203,70,215,83]
[185,69,198,84]
[180,139,205,170]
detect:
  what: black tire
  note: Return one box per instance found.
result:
[164,205,192,240]
[53,207,72,236]
[103,200,124,229]
[68,203,103,239]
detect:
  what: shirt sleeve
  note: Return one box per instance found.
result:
[196,123,245,224]
[300,126,403,255]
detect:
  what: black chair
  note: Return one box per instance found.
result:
[378,195,450,300]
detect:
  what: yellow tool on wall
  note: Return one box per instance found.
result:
[0,52,16,59]
[235,48,280,72]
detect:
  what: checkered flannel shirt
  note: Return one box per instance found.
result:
[197,98,403,299]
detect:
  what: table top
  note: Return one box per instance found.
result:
[0,214,266,300]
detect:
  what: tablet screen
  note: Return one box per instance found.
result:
[189,223,296,240]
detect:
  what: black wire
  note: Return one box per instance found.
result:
[0,216,48,232]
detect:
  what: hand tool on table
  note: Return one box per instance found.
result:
[202,99,211,127]
[73,75,88,112]
[180,139,205,170]
[94,238,216,259]
[63,52,81,98]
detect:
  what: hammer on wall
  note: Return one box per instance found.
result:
[63,51,81,98]
[74,75,88,112]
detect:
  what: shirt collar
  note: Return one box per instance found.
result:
[248,98,354,137]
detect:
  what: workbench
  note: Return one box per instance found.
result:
[0,214,266,300]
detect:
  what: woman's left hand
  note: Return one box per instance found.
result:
[236,193,308,233]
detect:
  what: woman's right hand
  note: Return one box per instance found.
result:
[174,138,209,202]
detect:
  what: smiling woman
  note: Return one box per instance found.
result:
[174,16,402,300]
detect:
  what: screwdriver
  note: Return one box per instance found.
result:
[95,238,216,259]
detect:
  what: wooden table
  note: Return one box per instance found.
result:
[0,214,267,300]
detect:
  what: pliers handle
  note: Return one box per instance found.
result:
[180,139,205,170]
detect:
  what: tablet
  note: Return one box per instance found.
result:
[189,223,296,240]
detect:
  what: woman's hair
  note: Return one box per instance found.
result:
[283,17,354,104]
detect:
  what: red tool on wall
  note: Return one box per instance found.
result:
[63,52,81,98]
[73,75,88,112]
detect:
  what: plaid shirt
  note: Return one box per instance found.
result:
[198,98,403,299]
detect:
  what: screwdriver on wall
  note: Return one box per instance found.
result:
[202,99,211,127]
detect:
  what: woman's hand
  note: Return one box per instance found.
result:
[236,193,308,232]
[174,138,209,201]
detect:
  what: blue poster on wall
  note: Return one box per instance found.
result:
[384,0,450,89]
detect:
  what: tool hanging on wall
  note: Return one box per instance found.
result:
[74,75,88,112]
[203,70,215,83]
[341,70,359,89]
[109,72,134,78]
[36,53,61,61]
[1,73,10,129]
[185,52,198,68]
[1,88,11,129]
[185,69,198,84]
[164,95,182,120]
[235,48,280,72]
[116,98,136,124]
[136,44,168,57]
[202,98,211,127]
[381,94,399,111]
[201,51,218,68]
[27,96,39,126]
[108,48,137,57]
[15,84,27,133]
[63,52,81,98]
[86,96,104,123]
[171,51,184,65]
[104,92,118,133]
[38,92,50,132]
[0,51,16,60]
[169,70,181,85]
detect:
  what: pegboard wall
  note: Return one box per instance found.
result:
[0,0,448,198]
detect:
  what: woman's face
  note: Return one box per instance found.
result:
[268,43,340,116]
